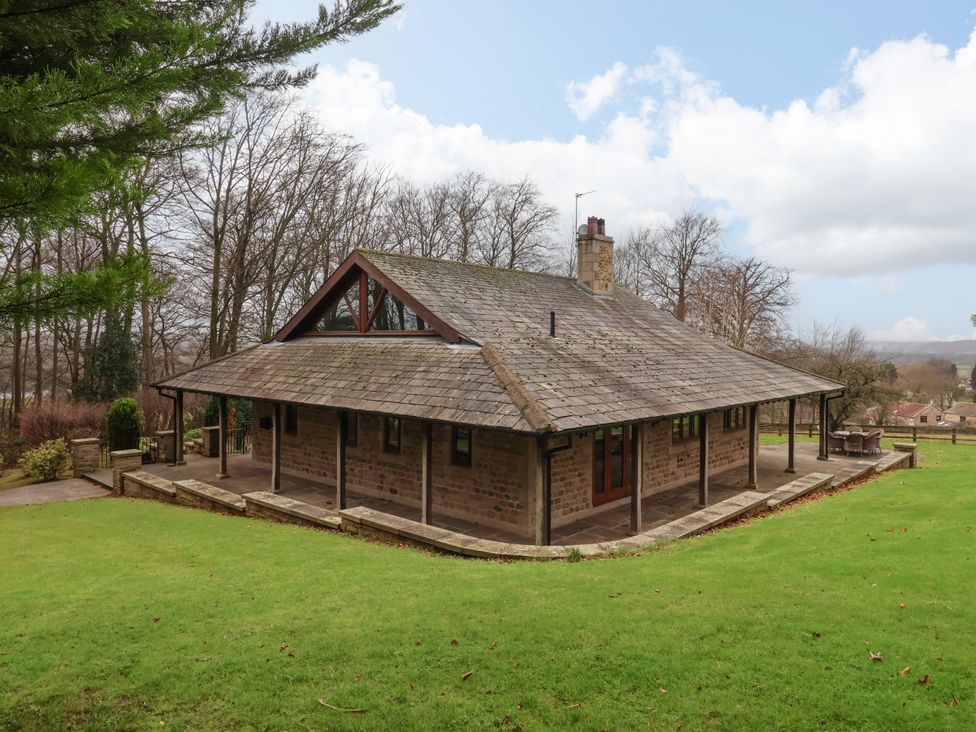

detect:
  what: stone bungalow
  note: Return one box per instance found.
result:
[155,218,842,545]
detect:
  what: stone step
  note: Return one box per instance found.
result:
[642,490,769,542]
[173,479,245,514]
[830,461,877,488]
[766,472,833,508]
[243,491,341,530]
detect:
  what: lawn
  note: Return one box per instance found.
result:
[1,445,974,730]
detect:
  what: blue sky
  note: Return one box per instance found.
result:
[253,1,976,341]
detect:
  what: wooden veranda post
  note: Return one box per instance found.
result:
[817,393,829,461]
[533,436,547,546]
[217,395,229,478]
[174,389,185,465]
[336,411,347,510]
[747,404,758,489]
[421,422,432,524]
[630,423,642,533]
[698,414,709,507]
[786,398,797,474]
[271,403,282,493]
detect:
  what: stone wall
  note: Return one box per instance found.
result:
[251,403,535,536]
[549,414,750,526]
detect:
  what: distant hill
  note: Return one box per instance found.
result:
[868,339,976,370]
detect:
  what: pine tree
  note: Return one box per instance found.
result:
[970,363,976,396]
[77,311,140,402]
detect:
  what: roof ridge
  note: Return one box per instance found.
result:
[357,247,573,283]
[480,342,554,433]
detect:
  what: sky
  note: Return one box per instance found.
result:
[251,0,976,342]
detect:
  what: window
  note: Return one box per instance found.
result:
[961,416,968,424]
[285,404,298,435]
[452,426,472,467]
[723,407,746,431]
[345,412,358,447]
[383,415,401,453]
[671,414,700,444]
[316,270,433,333]
[920,415,928,424]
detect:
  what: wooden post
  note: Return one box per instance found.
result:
[533,437,547,546]
[817,393,829,461]
[336,411,347,510]
[952,428,957,445]
[698,413,710,506]
[747,404,758,489]
[421,422,432,524]
[786,398,797,474]
[630,423,642,533]
[174,389,185,465]
[271,402,282,494]
[217,395,229,478]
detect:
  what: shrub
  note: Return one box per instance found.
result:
[19,438,70,482]
[184,427,203,441]
[106,398,143,451]
[18,401,107,448]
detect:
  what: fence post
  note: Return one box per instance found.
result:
[912,426,917,441]
[808,424,813,438]
[952,428,957,445]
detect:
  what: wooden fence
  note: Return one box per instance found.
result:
[760,422,976,446]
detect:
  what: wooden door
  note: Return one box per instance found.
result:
[593,426,631,505]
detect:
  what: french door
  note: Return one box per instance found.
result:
[593,426,632,505]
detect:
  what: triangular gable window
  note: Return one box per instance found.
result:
[315,270,433,333]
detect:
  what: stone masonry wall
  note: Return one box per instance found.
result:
[251,403,534,534]
[549,433,593,522]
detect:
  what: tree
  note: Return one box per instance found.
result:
[641,212,722,322]
[76,311,139,402]
[0,0,400,226]
[970,364,976,394]
[0,1,399,327]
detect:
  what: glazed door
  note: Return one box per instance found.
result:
[593,426,631,505]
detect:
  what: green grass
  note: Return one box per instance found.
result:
[0,469,35,492]
[1,445,974,730]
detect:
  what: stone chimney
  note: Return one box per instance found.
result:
[576,216,613,295]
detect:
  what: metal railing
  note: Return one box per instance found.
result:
[229,422,251,454]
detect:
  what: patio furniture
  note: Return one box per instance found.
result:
[863,429,883,455]
[843,432,864,456]
[827,432,846,453]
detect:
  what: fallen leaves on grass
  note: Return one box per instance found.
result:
[899,603,906,609]
[461,671,473,681]
[566,702,583,709]
[869,651,884,662]
[659,688,668,695]
[917,675,930,686]
[317,699,366,714]
[950,697,960,707]
[195,656,212,663]
[900,667,911,676]
[451,639,458,646]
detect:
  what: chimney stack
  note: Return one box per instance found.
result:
[576,215,613,295]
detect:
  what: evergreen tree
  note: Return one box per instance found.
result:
[77,311,140,402]
[970,363,976,395]
[0,0,399,319]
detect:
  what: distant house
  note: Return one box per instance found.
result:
[888,402,942,426]
[944,402,976,425]
[155,218,842,545]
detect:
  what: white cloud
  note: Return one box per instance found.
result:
[868,315,933,341]
[564,62,628,121]
[302,31,976,277]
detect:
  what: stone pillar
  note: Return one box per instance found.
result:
[421,422,432,524]
[157,430,175,464]
[201,426,220,458]
[893,442,919,468]
[217,396,229,479]
[786,398,797,474]
[747,404,759,489]
[629,423,642,534]
[70,437,101,478]
[817,393,829,461]
[336,410,347,509]
[174,390,185,465]
[111,449,144,495]
[698,414,710,507]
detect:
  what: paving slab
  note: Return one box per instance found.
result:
[0,478,109,506]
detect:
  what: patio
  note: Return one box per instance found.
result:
[133,442,880,545]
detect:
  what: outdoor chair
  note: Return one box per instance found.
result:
[843,432,864,456]
[863,430,883,455]
[827,432,845,453]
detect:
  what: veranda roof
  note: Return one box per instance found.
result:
[156,249,843,434]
